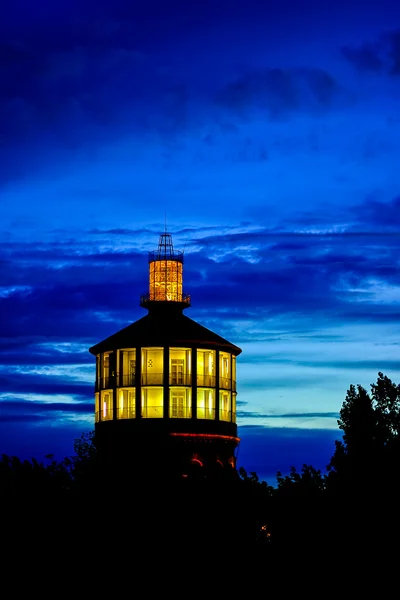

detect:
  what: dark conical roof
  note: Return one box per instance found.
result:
[89,308,242,356]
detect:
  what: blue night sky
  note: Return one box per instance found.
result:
[1,0,400,483]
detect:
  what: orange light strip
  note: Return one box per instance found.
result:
[170,433,240,443]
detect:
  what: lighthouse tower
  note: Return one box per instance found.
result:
[89,231,241,478]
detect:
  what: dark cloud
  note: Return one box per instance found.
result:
[6,220,398,453]
[0,372,92,398]
[0,343,93,366]
[387,30,400,75]
[0,414,48,423]
[0,399,93,417]
[341,43,384,73]
[0,10,192,185]
[353,195,400,228]
[342,29,400,76]
[0,281,143,343]
[0,240,149,342]
[2,220,399,357]
[215,68,345,118]
[188,237,399,315]
[239,358,400,372]
[89,228,154,236]
[0,247,146,288]
[3,31,352,181]
[340,309,400,324]
[2,1,397,189]
[2,0,399,478]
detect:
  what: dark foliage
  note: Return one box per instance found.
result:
[2,372,400,576]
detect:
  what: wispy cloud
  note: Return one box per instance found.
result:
[0,399,93,418]
[237,411,339,419]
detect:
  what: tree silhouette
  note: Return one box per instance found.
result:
[327,371,400,496]
[2,371,400,567]
[323,372,400,555]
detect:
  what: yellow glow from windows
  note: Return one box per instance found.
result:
[141,348,163,385]
[94,347,239,423]
[219,351,231,389]
[95,392,99,423]
[120,349,136,387]
[169,387,191,418]
[219,391,231,422]
[142,387,163,418]
[101,390,113,421]
[149,260,183,302]
[169,348,191,385]
[117,388,135,419]
[197,349,215,387]
[197,388,215,419]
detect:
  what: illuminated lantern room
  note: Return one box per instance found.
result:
[89,231,242,478]
[145,232,187,304]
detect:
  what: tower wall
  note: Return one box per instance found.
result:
[89,232,242,480]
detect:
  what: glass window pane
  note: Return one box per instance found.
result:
[142,387,163,418]
[117,388,135,419]
[141,348,163,385]
[170,348,191,385]
[101,390,113,421]
[120,350,136,386]
[169,387,191,418]
[219,352,231,389]
[232,393,237,423]
[149,260,183,302]
[197,349,216,387]
[95,393,100,422]
[219,391,231,422]
[197,388,215,419]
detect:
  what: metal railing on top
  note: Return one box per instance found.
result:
[118,374,137,387]
[95,374,236,391]
[196,375,216,387]
[99,408,114,421]
[196,407,216,420]
[141,405,163,418]
[169,407,192,418]
[97,376,115,390]
[140,292,191,305]
[169,374,192,386]
[117,408,136,419]
[219,377,232,390]
[95,407,236,422]
[219,410,232,422]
